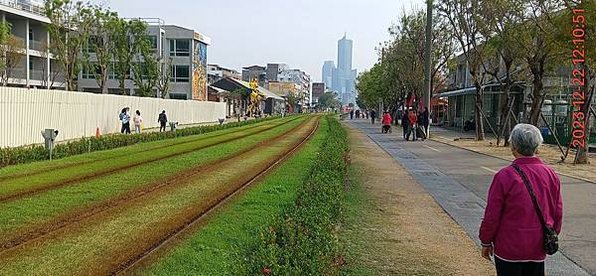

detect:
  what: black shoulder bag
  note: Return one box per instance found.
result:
[511,164,559,255]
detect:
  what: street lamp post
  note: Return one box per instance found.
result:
[423,0,433,136]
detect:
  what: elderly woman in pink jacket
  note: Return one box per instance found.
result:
[479,124,563,276]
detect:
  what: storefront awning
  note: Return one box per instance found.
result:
[436,83,524,98]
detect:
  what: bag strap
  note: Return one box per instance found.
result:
[511,164,549,230]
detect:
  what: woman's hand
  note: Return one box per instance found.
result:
[481,245,493,261]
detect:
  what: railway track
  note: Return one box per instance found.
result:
[111,117,320,275]
[0,116,300,184]
[0,117,318,257]
[0,117,304,204]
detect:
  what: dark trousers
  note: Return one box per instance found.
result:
[371,117,376,124]
[406,124,417,141]
[160,122,166,132]
[121,122,131,134]
[495,258,544,276]
[402,124,408,138]
[382,125,391,133]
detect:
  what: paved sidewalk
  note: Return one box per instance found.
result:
[348,119,593,276]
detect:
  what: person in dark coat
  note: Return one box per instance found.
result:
[421,107,430,139]
[158,110,168,132]
[401,110,409,140]
[119,107,131,134]
[350,110,354,120]
[370,110,377,125]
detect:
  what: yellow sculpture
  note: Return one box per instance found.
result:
[248,78,265,117]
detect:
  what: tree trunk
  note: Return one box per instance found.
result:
[474,81,485,141]
[529,71,544,126]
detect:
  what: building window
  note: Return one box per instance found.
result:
[82,63,100,79]
[171,65,190,82]
[29,29,34,41]
[169,39,190,56]
[149,35,158,50]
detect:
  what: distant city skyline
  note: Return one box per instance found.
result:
[103,0,424,81]
[323,34,357,104]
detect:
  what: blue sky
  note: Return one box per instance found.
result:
[106,0,424,81]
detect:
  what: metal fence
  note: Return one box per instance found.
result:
[0,87,226,147]
[0,0,46,17]
[29,39,46,52]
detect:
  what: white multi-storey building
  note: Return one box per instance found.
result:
[79,19,211,100]
[0,0,65,89]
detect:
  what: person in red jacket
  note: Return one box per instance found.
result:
[479,124,562,276]
[381,111,392,133]
[406,110,418,140]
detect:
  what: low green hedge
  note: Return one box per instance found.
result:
[0,116,281,168]
[243,116,349,275]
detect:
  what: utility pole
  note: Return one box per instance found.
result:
[423,0,433,136]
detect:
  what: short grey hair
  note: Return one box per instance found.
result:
[510,124,543,156]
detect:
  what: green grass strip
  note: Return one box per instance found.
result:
[0,116,295,177]
[241,116,349,275]
[0,118,308,240]
[138,117,330,276]
[0,117,301,199]
[0,115,289,168]
[0,118,318,275]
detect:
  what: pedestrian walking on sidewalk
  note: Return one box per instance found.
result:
[381,111,392,134]
[158,110,168,132]
[479,124,562,276]
[406,110,417,141]
[350,110,354,120]
[119,107,131,134]
[370,110,377,125]
[133,110,143,134]
[421,107,430,138]
[401,110,409,140]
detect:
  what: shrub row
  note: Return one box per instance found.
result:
[243,116,349,275]
[0,116,281,168]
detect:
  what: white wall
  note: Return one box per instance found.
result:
[0,87,226,147]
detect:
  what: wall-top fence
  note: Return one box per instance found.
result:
[0,87,226,148]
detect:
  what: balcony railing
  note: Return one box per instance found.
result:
[30,69,44,80]
[0,0,46,17]
[8,67,26,80]
[51,72,66,83]
[29,40,46,52]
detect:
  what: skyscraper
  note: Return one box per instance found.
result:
[336,34,357,105]
[322,61,335,90]
[321,34,357,105]
[337,34,352,72]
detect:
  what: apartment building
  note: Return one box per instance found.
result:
[278,68,311,105]
[79,20,212,101]
[0,0,65,89]
[207,64,240,84]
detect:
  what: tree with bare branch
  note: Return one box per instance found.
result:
[437,0,492,140]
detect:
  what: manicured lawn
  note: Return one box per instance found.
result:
[0,118,319,275]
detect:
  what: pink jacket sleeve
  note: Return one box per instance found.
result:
[479,172,506,245]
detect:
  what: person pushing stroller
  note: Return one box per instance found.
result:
[381,111,393,134]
